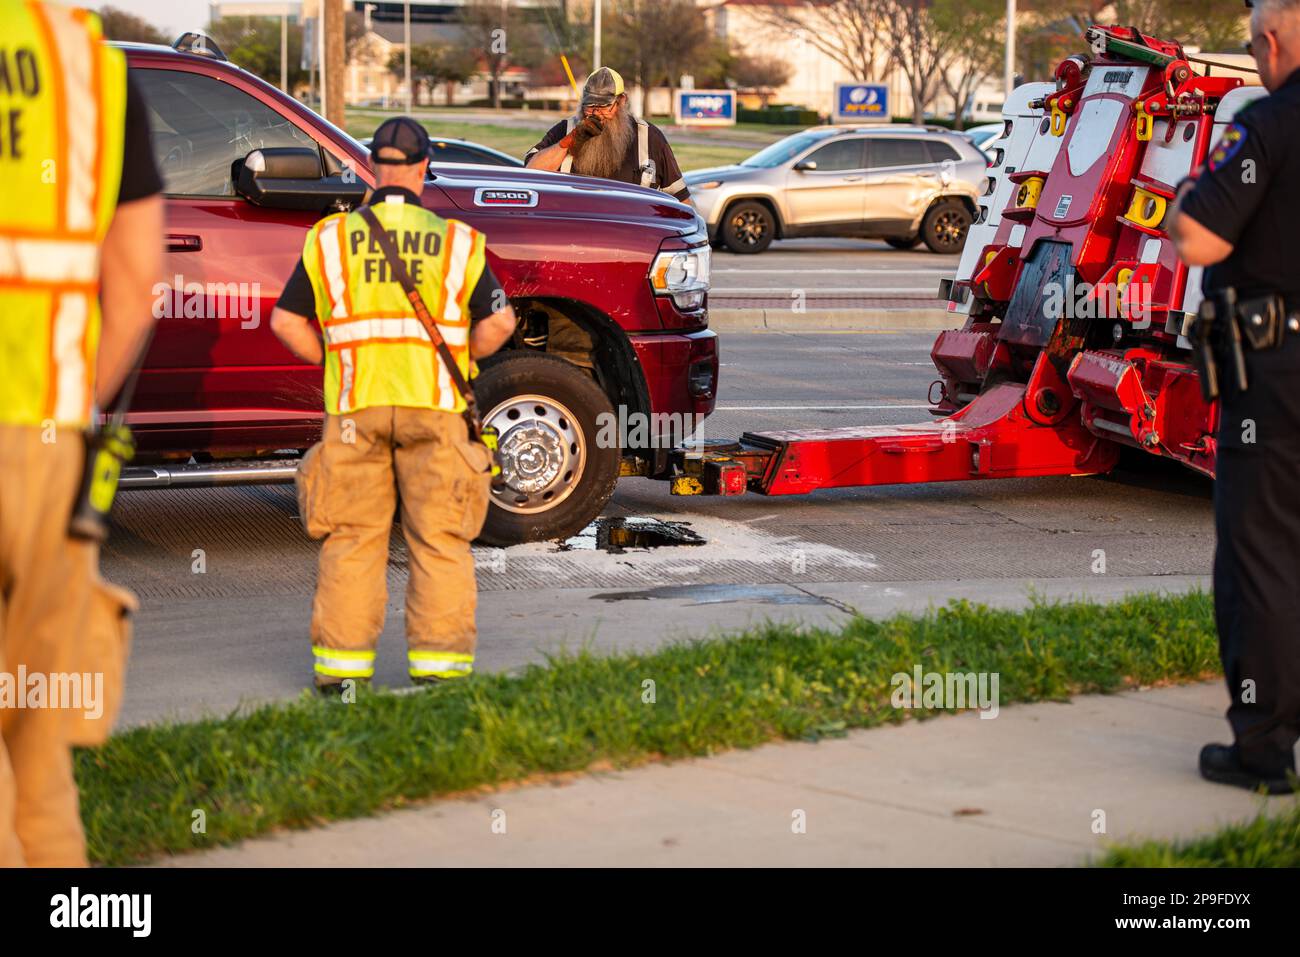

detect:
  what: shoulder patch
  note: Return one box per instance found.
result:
[1208,123,1247,172]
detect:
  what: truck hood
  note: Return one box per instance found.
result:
[429,166,704,238]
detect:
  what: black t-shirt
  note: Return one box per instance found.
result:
[1179,69,1300,301]
[275,187,506,322]
[119,72,163,204]
[525,117,690,201]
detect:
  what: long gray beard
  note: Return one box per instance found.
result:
[571,112,634,180]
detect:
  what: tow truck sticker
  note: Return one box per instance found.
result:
[474,188,539,208]
[1053,195,1073,219]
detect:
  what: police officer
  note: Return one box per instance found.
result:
[0,1,163,865]
[525,67,690,202]
[1169,0,1300,794]
[270,117,516,692]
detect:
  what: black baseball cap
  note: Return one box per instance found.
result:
[370,116,430,165]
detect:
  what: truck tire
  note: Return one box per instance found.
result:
[472,352,620,546]
[920,199,972,254]
[720,200,775,254]
[885,236,921,249]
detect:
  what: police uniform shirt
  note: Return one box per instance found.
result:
[525,118,690,201]
[1179,67,1300,301]
[276,186,506,322]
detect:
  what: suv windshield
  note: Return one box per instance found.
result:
[741,130,840,168]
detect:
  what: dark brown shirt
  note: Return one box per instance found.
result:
[526,118,690,201]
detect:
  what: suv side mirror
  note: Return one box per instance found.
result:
[793,159,818,172]
[235,147,367,212]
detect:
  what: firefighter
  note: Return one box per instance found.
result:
[270,117,517,692]
[1169,0,1300,794]
[0,1,163,865]
[524,67,691,203]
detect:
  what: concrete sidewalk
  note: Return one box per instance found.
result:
[165,680,1296,867]
[708,305,953,332]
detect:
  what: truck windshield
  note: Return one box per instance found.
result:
[740,130,840,168]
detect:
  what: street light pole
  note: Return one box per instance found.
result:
[280,12,287,92]
[593,0,601,71]
[1004,0,1016,97]
[318,0,326,116]
[404,1,412,113]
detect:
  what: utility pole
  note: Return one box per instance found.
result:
[1004,0,1016,97]
[593,0,601,71]
[317,0,326,115]
[404,1,412,112]
[280,11,287,92]
[325,0,344,128]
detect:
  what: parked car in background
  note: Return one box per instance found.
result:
[959,122,1005,156]
[685,126,986,254]
[360,135,524,168]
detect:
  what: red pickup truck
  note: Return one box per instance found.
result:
[119,39,718,545]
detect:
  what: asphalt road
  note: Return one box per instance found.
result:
[709,238,958,311]
[104,317,1214,728]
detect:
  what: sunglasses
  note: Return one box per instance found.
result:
[1246,30,1273,57]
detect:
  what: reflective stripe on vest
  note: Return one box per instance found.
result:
[304,198,486,416]
[0,2,127,428]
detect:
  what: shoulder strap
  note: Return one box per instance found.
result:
[636,119,652,187]
[559,116,577,173]
[356,204,483,438]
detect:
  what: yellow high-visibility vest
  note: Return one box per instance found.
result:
[0,1,127,428]
[302,194,487,416]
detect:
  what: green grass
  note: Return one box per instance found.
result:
[75,591,1223,865]
[344,110,755,171]
[1098,802,1300,867]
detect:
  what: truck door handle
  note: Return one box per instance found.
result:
[167,234,202,252]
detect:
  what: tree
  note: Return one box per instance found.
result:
[458,0,545,109]
[931,0,1004,128]
[750,0,892,83]
[605,0,716,117]
[207,17,306,91]
[729,53,793,108]
[389,43,477,106]
[881,0,946,125]
[98,6,168,45]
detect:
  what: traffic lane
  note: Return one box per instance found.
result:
[710,239,960,299]
[103,331,1215,726]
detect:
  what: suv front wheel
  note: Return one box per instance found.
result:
[920,199,972,254]
[720,200,776,254]
[473,352,620,546]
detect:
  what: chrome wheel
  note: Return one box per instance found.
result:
[483,393,585,515]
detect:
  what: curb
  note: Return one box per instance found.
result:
[707,307,958,332]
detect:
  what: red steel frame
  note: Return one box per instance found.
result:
[674,26,1239,499]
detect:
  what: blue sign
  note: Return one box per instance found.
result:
[834,83,889,123]
[675,90,736,126]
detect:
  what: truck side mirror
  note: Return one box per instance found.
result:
[235,147,367,212]
[793,159,818,172]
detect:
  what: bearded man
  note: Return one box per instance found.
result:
[525,67,690,202]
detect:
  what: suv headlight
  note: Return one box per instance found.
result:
[650,244,711,311]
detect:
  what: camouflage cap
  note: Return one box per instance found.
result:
[581,67,625,109]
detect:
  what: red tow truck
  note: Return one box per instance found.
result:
[670,26,1259,501]
[119,37,717,546]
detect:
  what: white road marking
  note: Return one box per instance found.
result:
[717,403,933,410]
[712,268,954,275]
[711,286,941,295]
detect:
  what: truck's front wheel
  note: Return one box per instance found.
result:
[473,353,620,546]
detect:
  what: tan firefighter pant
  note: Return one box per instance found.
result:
[0,426,135,868]
[296,407,493,684]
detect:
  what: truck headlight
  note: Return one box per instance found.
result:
[650,244,711,311]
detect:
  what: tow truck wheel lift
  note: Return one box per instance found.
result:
[670,26,1257,501]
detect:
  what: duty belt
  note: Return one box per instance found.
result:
[1191,289,1300,401]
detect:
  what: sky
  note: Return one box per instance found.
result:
[112,0,220,38]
